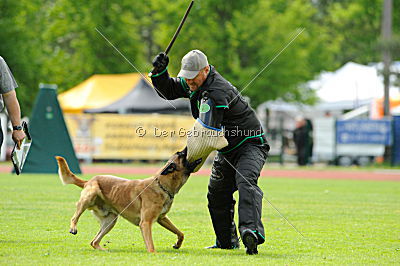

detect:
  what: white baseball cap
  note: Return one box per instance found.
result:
[178,50,209,79]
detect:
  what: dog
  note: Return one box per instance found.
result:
[55,147,201,253]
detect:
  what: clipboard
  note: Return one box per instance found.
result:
[11,121,32,175]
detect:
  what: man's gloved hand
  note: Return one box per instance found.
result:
[152,52,169,74]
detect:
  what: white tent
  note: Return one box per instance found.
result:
[309,62,399,105]
[392,105,400,115]
[258,61,400,121]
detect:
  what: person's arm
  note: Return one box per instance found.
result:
[2,90,25,148]
[150,53,189,100]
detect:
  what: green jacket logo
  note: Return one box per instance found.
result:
[199,103,211,113]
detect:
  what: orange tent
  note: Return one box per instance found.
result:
[371,93,400,118]
[58,73,142,113]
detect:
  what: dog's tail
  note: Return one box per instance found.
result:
[55,156,86,188]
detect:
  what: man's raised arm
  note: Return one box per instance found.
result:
[150,53,189,100]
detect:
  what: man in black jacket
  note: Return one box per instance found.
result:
[151,50,269,255]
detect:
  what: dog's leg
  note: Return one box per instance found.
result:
[69,185,98,234]
[140,221,154,253]
[157,216,184,249]
[139,208,160,253]
[90,212,118,251]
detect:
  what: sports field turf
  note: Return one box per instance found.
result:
[0,172,398,265]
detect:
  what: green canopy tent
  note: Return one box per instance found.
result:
[21,84,81,174]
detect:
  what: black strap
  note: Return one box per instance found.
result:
[156,178,174,199]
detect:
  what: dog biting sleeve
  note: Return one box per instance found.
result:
[187,118,228,172]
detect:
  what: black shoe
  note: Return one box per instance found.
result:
[205,241,240,249]
[242,229,258,255]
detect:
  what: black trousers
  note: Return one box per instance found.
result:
[0,119,3,150]
[296,146,307,166]
[207,141,268,248]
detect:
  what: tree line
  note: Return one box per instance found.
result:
[0,0,399,116]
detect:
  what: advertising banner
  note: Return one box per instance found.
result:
[64,114,194,160]
[336,119,392,145]
[392,116,400,165]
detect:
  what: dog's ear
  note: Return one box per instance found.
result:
[181,146,188,155]
[177,147,187,157]
[161,162,177,175]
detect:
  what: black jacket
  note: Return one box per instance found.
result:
[151,66,269,153]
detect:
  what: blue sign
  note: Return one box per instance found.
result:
[336,119,392,145]
[392,116,400,165]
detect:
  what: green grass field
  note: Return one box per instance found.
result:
[0,172,399,265]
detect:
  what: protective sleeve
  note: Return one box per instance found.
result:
[150,68,190,100]
[186,119,229,172]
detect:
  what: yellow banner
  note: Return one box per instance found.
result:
[64,113,194,160]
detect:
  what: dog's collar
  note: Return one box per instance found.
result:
[156,178,174,200]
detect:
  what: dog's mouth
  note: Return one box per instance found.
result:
[177,147,202,175]
[177,147,202,174]
[184,158,202,174]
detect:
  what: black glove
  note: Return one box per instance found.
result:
[152,52,169,74]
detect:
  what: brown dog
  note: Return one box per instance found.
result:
[55,148,201,253]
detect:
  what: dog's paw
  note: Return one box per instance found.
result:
[95,246,107,251]
[173,244,180,249]
[69,228,77,235]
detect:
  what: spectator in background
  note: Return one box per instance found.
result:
[305,119,313,164]
[293,117,313,166]
[0,56,25,150]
